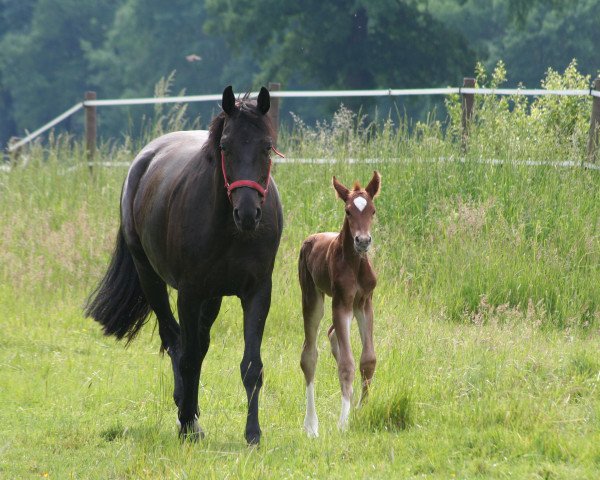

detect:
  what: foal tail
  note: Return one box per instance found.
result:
[84,226,151,343]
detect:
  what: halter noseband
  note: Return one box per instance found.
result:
[221,146,285,203]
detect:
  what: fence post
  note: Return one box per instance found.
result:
[461,77,475,151]
[588,77,600,163]
[84,91,97,169]
[267,82,281,147]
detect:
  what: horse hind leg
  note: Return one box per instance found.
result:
[328,325,340,363]
[131,256,183,408]
[300,283,324,438]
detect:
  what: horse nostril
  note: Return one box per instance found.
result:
[234,208,241,223]
[355,235,372,247]
[255,208,262,221]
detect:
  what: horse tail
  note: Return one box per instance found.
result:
[84,226,151,343]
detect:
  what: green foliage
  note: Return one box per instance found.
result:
[444,59,591,160]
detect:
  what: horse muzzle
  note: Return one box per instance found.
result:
[354,234,372,254]
[232,188,263,232]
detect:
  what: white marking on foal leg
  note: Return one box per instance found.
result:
[353,196,367,212]
[304,382,319,437]
[336,313,354,432]
[338,395,352,431]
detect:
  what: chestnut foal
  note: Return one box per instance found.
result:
[298,171,381,437]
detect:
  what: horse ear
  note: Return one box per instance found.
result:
[365,171,381,199]
[222,85,236,116]
[257,86,270,115]
[333,176,350,202]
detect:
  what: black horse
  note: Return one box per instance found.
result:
[85,86,283,444]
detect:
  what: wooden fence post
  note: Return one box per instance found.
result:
[85,91,97,168]
[588,77,600,163]
[461,77,475,151]
[267,82,281,147]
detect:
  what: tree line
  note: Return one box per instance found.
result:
[0,0,597,147]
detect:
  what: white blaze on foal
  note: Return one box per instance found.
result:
[353,196,367,212]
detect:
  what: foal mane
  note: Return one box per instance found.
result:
[201,93,275,163]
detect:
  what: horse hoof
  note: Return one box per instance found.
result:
[245,430,261,446]
[177,416,204,442]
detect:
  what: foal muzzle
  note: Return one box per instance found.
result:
[354,234,372,253]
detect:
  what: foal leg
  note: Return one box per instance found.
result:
[177,293,221,440]
[240,281,272,445]
[300,282,324,437]
[355,296,376,406]
[332,296,355,431]
[132,256,183,407]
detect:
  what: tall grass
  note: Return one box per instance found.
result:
[1,62,599,478]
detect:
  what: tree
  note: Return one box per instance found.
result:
[429,0,599,88]
[0,0,119,143]
[205,0,474,90]
[86,0,255,135]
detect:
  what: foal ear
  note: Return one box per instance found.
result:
[257,86,270,115]
[222,85,236,116]
[332,176,350,202]
[365,171,381,199]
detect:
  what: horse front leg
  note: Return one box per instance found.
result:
[176,293,221,441]
[355,296,376,406]
[240,280,272,445]
[332,295,355,431]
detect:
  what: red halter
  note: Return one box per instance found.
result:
[221,146,285,203]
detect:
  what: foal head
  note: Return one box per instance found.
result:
[333,171,381,254]
[219,86,275,232]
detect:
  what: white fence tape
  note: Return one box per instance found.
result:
[6,86,600,152]
[3,156,596,175]
[8,102,83,152]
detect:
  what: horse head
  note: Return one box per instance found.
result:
[220,85,274,232]
[333,171,381,254]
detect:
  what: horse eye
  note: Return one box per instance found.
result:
[345,210,350,216]
[220,143,227,151]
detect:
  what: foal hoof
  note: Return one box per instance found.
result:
[304,415,319,438]
[177,416,205,442]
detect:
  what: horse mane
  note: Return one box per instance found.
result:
[201,93,275,163]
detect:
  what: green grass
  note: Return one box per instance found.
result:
[1,124,600,478]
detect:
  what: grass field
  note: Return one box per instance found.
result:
[2,72,600,478]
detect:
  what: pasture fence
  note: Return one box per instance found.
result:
[6,77,600,162]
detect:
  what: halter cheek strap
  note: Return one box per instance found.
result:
[221,146,285,203]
